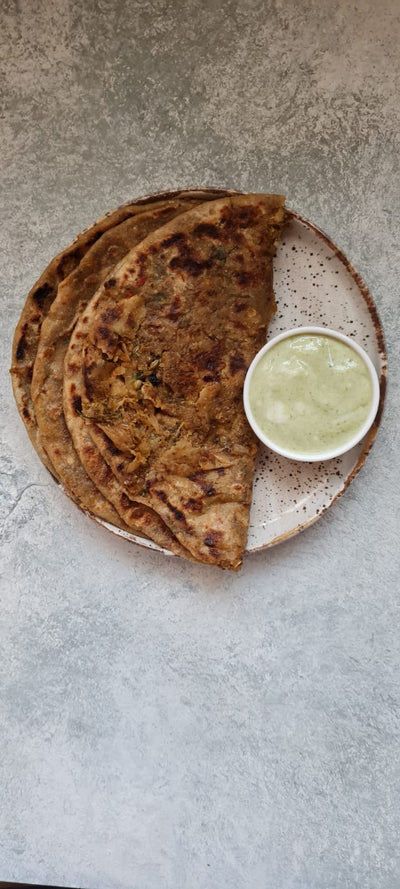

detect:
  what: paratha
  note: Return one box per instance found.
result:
[10,195,161,470]
[31,196,229,533]
[11,189,233,538]
[10,188,232,470]
[64,194,286,569]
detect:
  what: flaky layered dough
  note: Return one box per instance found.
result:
[31,198,211,534]
[10,189,231,467]
[12,189,233,540]
[64,194,286,569]
[10,195,166,470]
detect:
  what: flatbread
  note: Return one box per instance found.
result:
[10,196,156,470]
[11,189,233,537]
[64,194,286,569]
[10,188,232,471]
[31,197,222,530]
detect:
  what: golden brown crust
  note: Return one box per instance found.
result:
[10,196,156,467]
[31,199,213,528]
[64,193,286,569]
[10,187,234,469]
[11,189,286,568]
[12,189,234,532]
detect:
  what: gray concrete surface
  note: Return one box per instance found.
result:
[1,1,399,887]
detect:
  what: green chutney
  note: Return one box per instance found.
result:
[249,333,373,455]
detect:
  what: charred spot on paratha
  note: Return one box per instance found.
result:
[204,531,224,548]
[100,304,123,323]
[193,223,220,239]
[235,270,255,287]
[15,325,29,361]
[72,394,82,415]
[229,354,246,376]
[32,282,53,309]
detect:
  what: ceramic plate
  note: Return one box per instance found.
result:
[247,210,386,550]
[93,207,387,555]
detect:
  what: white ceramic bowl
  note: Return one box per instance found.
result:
[243,326,381,462]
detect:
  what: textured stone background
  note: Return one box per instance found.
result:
[1,1,399,887]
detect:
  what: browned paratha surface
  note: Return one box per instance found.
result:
[10,189,286,569]
[11,189,234,539]
[63,194,286,569]
[31,195,227,531]
[10,188,233,473]
[10,195,160,469]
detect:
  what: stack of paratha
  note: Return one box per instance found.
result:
[11,189,287,570]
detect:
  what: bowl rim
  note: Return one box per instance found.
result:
[243,325,381,462]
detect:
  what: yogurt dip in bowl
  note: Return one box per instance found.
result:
[243,327,380,462]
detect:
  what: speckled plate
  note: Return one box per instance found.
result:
[94,206,387,556]
[247,210,387,551]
